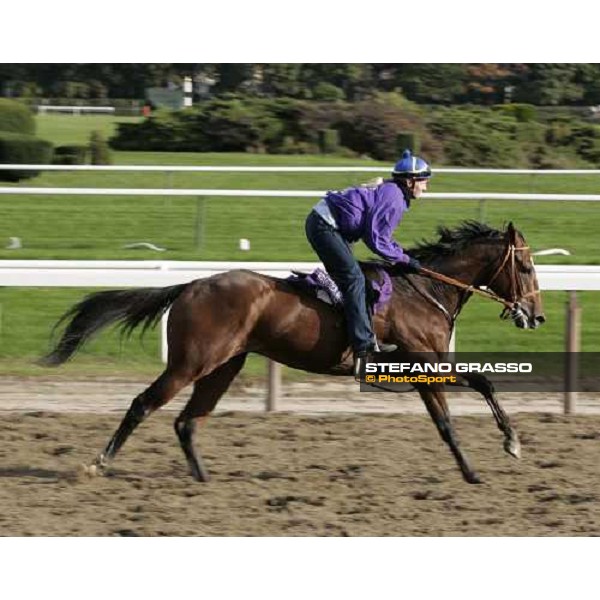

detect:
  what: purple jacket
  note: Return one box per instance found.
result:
[324,181,411,264]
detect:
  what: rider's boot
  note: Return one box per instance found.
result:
[374,339,398,353]
[353,340,397,381]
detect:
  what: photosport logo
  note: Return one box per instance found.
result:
[358,353,600,393]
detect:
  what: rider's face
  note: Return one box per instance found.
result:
[410,178,429,198]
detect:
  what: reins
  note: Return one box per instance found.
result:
[416,244,539,313]
[419,266,514,310]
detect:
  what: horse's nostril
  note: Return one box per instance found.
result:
[535,315,546,324]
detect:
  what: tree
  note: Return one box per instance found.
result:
[465,64,515,104]
[374,64,469,104]
[259,64,304,97]
[213,64,256,94]
[514,64,585,105]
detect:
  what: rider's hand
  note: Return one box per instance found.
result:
[403,257,422,274]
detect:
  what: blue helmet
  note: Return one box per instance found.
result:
[392,149,432,179]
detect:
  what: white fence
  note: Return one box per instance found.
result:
[2,186,600,202]
[36,106,115,115]
[1,260,599,289]
[2,165,600,174]
[1,260,598,413]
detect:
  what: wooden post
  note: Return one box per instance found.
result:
[564,291,581,414]
[195,196,205,251]
[266,360,281,412]
[478,199,486,223]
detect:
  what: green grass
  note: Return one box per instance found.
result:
[36,114,142,145]
[2,156,599,263]
[0,114,598,377]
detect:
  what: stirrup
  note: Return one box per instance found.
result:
[353,350,372,382]
[374,339,397,353]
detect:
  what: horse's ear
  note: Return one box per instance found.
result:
[506,221,517,244]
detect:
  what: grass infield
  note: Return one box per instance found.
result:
[0,114,598,376]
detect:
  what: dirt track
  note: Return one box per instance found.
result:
[1,378,600,536]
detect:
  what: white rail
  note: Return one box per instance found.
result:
[2,187,600,202]
[1,261,598,290]
[36,106,115,114]
[2,164,600,174]
[1,261,596,413]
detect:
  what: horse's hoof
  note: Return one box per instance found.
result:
[80,455,108,477]
[191,469,210,483]
[504,435,521,460]
[79,463,100,477]
[466,472,483,484]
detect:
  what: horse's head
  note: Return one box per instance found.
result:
[484,222,545,330]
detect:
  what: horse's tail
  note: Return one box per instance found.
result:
[40,283,188,367]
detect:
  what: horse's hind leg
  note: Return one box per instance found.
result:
[174,353,247,482]
[417,385,482,484]
[91,368,193,473]
[447,372,521,459]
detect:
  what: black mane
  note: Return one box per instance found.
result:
[361,220,508,277]
[410,220,506,262]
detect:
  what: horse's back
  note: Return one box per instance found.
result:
[184,268,275,296]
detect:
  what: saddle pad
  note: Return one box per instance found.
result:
[286,266,392,314]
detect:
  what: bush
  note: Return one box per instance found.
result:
[106,93,599,166]
[318,129,339,153]
[52,144,88,165]
[195,99,285,152]
[109,93,442,161]
[0,98,35,135]
[336,92,432,161]
[89,131,112,165]
[494,103,538,123]
[429,106,525,167]
[312,82,345,102]
[111,99,291,153]
[396,132,420,154]
[569,125,600,164]
[0,132,53,181]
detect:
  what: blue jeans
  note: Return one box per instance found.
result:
[305,210,373,352]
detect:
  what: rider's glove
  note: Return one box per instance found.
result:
[399,257,422,274]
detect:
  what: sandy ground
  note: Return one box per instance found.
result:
[1,376,599,415]
[1,377,599,536]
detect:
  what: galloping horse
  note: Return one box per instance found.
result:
[42,221,545,484]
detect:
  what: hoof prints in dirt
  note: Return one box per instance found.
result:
[2,411,600,535]
[266,495,326,512]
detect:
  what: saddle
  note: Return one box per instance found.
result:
[286,263,392,315]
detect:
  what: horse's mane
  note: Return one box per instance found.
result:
[411,220,506,262]
[360,221,510,308]
[365,220,506,273]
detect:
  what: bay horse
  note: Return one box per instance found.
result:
[41,221,545,484]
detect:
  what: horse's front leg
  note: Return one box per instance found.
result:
[416,385,482,484]
[447,372,521,460]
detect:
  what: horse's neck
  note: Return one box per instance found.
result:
[432,245,499,287]
[423,249,496,318]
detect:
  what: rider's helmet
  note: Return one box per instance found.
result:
[392,149,432,180]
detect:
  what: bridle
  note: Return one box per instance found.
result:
[484,242,540,314]
[417,241,540,319]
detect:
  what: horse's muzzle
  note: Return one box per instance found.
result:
[505,304,546,329]
[532,313,546,328]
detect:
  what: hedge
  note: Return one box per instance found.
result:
[108,94,600,168]
[52,145,88,165]
[0,132,53,181]
[0,99,35,135]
